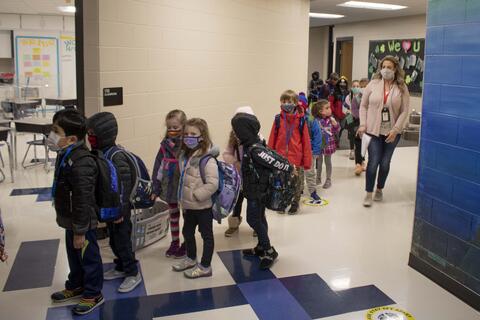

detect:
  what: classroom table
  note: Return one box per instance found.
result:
[45,98,77,108]
[0,126,14,183]
[5,99,42,119]
[13,118,53,171]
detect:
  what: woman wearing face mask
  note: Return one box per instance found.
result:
[357,56,409,207]
[152,110,188,259]
[173,118,219,279]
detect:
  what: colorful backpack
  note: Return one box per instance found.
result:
[199,155,242,223]
[107,146,154,209]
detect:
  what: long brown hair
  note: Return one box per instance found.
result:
[182,118,212,157]
[373,55,406,93]
[311,99,329,118]
[164,109,187,139]
[228,130,239,150]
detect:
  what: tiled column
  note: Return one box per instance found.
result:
[409,0,480,310]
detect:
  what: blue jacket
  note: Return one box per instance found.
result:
[305,112,323,155]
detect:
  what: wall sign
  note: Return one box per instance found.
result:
[368,38,425,95]
[103,87,123,107]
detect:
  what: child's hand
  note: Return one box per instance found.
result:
[331,118,338,126]
[292,166,299,176]
[73,234,85,249]
[0,246,7,262]
[356,126,366,137]
[150,194,158,201]
[114,217,124,224]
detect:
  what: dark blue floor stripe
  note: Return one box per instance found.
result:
[47,284,247,320]
[10,187,52,196]
[280,274,395,319]
[238,278,311,320]
[217,249,276,283]
[37,193,52,202]
[3,239,59,291]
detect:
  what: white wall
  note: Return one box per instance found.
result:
[309,15,426,111]
[84,0,311,167]
[308,26,329,82]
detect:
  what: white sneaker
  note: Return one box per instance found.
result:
[184,264,212,279]
[363,193,373,207]
[349,150,355,160]
[118,273,142,293]
[172,257,197,272]
[104,269,126,280]
[374,190,383,202]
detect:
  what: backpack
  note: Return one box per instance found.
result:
[90,150,123,222]
[247,143,296,212]
[106,146,155,209]
[199,155,242,223]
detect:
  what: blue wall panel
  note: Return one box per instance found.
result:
[412,0,480,300]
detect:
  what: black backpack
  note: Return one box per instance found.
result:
[247,143,296,211]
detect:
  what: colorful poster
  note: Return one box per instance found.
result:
[14,34,59,97]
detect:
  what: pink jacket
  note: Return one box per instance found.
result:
[360,79,409,136]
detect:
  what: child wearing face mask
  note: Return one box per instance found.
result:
[173,118,219,279]
[48,109,104,315]
[311,100,340,189]
[268,90,312,215]
[151,110,187,258]
[344,80,365,174]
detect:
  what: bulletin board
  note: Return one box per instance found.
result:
[368,38,425,95]
[59,34,76,98]
[14,35,60,98]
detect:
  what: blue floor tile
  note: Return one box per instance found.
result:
[10,187,52,196]
[217,249,276,283]
[280,274,395,319]
[37,193,53,202]
[3,239,59,291]
[238,278,311,320]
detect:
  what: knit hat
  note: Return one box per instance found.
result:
[234,106,255,116]
[298,92,308,110]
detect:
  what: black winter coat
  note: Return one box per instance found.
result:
[53,142,98,234]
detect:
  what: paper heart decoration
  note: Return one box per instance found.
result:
[402,40,412,53]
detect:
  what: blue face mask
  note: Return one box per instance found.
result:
[183,136,202,149]
[351,88,361,95]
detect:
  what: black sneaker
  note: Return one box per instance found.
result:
[288,202,299,215]
[51,287,83,303]
[242,246,265,257]
[72,295,104,315]
[259,247,278,270]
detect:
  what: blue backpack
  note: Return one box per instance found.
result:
[107,146,154,209]
[199,155,242,223]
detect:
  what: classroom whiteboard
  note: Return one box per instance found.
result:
[14,33,60,98]
[59,34,76,98]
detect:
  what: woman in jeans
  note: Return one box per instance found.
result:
[357,56,409,207]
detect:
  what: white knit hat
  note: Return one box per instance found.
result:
[234,106,255,115]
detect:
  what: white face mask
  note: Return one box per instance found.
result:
[381,68,395,81]
[46,131,62,151]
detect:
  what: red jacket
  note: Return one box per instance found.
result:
[329,95,345,121]
[267,109,312,170]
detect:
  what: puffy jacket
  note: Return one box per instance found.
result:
[222,144,242,171]
[152,137,182,204]
[178,147,219,210]
[53,142,98,234]
[267,109,312,170]
[329,95,345,121]
[305,113,322,156]
[87,112,134,218]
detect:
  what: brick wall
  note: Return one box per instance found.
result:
[411,0,480,297]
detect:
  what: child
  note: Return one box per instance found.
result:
[173,118,218,279]
[0,209,7,262]
[151,110,187,258]
[48,109,103,315]
[86,112,142,293]
[312,100,340,189]
[298,93,323,201]
[344,80,365,175]
[232,112,292,269]
[268,90,312,214]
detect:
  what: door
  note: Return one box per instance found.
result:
[335,38,353,82]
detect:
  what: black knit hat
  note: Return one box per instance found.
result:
[86,112,118,149]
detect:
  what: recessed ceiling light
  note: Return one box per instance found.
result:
[58,6,76,13]
[309,13,345,19]
[338,1,407,11]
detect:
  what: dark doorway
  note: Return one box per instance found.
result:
[335,38,353,82]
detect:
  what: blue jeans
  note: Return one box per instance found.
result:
[366,134,400,192]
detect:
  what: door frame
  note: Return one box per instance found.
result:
[335,36,353,79]
[74,0,84,115]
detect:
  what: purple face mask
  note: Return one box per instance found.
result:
[183,136,202,149]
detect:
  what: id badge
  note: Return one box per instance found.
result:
[382,108,390,122]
